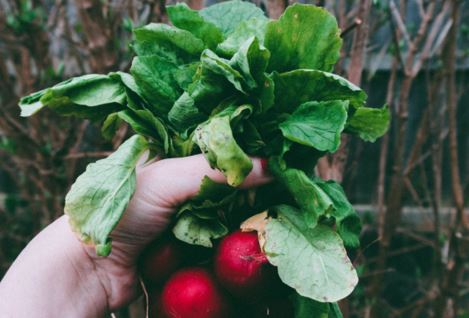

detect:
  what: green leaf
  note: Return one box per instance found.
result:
[258,73,275,113]
[201,49,248,94]
[230,36,270,90]
[265,205,358,302]
[265,4,342,72]
[217,17,268,56]
[193,176,238,203]
[336,214,361,249]
[65,135,148,256]
[239,121,266,154]
[18,88,47,116]
[20,74,126,119]
[346,106,390,142]
[132,23,205,63]
[269,159,333,227]
[118,109,170,154]
[109,72,141,97]
[177,176,239,219]
[169,92,207,134]
[173,213,228,247]
[230,37,275,113]
[273,69,366,112]
[174,62,199,91]
[314,179,361,247]
[292,293,329,318]
[200,0,266,36]
[167,3,223,50]
[194,106,253,186]
[130,55,180,115]
[279,101,348,153]
[101,113,123,140]
[186,66,236,114]
[314,179,354,219]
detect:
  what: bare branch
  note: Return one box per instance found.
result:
[389,0,411,48]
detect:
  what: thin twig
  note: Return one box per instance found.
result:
[340,18,362,37]
[64,151,113,159]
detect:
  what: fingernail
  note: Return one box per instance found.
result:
[260,158,269,172]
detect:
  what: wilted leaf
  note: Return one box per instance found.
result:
[240,211,269,250]
[65,135,148,256]
[173,213,228,247]
[194,107,253,186]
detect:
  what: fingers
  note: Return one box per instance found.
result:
[139,154,272,208]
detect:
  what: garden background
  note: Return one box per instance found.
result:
[0,0,468,317]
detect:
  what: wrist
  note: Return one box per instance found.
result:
[0,216,109,317]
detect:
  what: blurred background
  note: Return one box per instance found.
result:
[0,0,467,317]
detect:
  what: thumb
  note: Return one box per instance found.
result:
[137,154,271,209]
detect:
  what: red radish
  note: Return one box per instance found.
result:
[159,267,231,318]
[140,237,184,285]
[214,230,280,301]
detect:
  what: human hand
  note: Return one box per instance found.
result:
[84,154,271,310]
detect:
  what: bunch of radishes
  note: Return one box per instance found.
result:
[140,230,293,318]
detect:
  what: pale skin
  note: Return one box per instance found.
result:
[0,154,270,318]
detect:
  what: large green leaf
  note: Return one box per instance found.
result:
[265,205,358,302]
[173,213,228,247]
[346,106,390,142]
[194,106,253,186]
[273,69,366,112]
[65,135,148,256]
[167,3,223,50]
[130,55,180,115]
[265,4,342,72]
[200,0,266,36]
[217,17,268,56]
[19,74,126,119]
[132,23,205,63]
[279,101,348,153]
